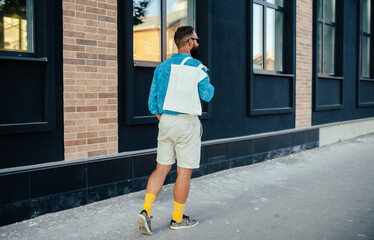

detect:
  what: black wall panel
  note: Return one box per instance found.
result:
[359,81,374,103]
[0,60,46,124]
[316,78,342,107]
[133,67,154,117]
[312,0,374,125]
[252,75,293,110]
[0,1,63,169]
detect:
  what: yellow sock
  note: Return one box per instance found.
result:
[142,193,156,217]
[172,201,185,222]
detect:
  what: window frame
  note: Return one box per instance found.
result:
[249,0,296,116]
[357,0,374,108]
[359,0,373,79]
[313,0,344,112]
[132,0,196,67]
[0,0,37,58]
[252,0,285,74]
[0,0,60,135]
[317,0,337,76]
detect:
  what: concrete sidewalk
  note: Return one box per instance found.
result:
[1,134,374,240]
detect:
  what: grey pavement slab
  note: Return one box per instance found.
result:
[1,134,374,240]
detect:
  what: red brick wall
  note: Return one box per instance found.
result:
[295,0,313,128]
[63,0,118,160]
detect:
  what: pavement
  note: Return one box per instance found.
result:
[1,134,374,240]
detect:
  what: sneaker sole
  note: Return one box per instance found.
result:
[170,221,199,230]
[136,214,152,235]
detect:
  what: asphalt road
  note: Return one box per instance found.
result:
[1,134,374,240]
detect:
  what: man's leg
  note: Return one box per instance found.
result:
[137,163,172,235]
[172,166,192,222]
[142,163,172,216]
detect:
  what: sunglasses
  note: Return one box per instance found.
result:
[186,38,200,44]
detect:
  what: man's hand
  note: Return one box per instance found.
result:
[156,114,162,121]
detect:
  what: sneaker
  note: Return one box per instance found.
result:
[137,210,153,235]
[170,215,198,230]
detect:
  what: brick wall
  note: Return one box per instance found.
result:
[295,0,313,128]
[63,0,118,160]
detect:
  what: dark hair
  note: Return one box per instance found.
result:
[174,26,194,48]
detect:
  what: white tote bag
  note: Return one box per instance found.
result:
[163,57,208,116]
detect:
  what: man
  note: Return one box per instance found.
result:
[136,26,214,235]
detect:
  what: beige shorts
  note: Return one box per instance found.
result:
[156,114,202,169]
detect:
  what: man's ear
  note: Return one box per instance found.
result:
[187,39,193,47]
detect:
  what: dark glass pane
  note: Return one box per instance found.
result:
[325,0,336,22]
[318,23,323,73]
[323,25,335,74]
[253,3,263,70]
[318,0,323,19]
[362,0,371,33]
[133,0,161,62]
[166,0,195,59]
[266,8,283,71]
[267,0,283,7]
[0,0,33,52]
[361,36,370,77]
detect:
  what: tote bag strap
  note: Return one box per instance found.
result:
[197,64,206,71]
[180,57,192,65]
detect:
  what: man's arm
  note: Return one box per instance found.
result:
[198,69,215,102]
[148,68,160,115]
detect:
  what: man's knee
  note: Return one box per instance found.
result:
[177,167,192,180]
[155,163,172,176]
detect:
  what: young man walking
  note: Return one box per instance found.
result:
[136,26,214,235]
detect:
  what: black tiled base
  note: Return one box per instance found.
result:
[0,129,319,226]
[88,180,132,204]
[0,200,31,226]
[230,156,253,169]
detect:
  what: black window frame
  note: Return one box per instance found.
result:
[249,0,296,116]
[316,0,337,76]
[357,0,374,108]
[0,0,59,135]
[252,0,285,74]
[0,0,37,58]
[132,0,196,68]
[313,0,344,112]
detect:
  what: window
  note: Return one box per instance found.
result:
[317,0,336,75]
[0,0,34,53]
[133,0,195,65]
[253,0,284,72]
[360,0,372,78]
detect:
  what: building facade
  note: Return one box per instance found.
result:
[1,0,374,226]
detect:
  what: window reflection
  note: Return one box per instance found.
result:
[361,0,371,78]
[318,0,323,19]
[253,4,263,70]
[0,0,32,52]
[325,0,335,22]
[361,36,370,78]
[133,0,161,62]
[133,0,195,63]
[267,0,283,7]
[323,25,335,74]
[166,0,194,59]
[266,8,283,71]
[317,23,323,73]
[317,0,336,74]
[362,0,371,34]
[253,2,283,72]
